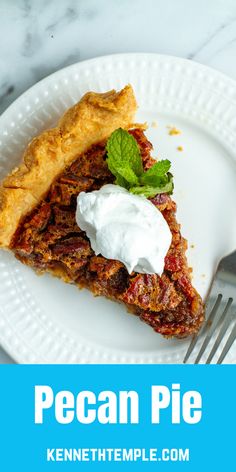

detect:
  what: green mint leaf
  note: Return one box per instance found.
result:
[140,160,171,185]
[147,159,171,176]
[115,174,129,188]
[130,183,172,198]
[114,166,139,186]
[107,158,138,187]
[140,174,162,187]
[106,128,143,177]
[130,174,174,198]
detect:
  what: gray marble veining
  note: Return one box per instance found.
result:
[1,0,236,115]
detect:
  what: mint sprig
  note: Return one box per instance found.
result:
[106,129,174,198]
[106,128,143,188]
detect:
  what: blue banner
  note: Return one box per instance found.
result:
[0,365,234,470]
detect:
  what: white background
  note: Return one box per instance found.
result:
[1,0,236,363]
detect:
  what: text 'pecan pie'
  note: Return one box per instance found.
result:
[0,85,204,338]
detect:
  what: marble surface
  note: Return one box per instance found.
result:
[1,0,236,363]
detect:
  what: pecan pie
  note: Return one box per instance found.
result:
[0,85,204,338]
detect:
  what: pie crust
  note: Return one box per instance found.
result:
[0,85,137,247]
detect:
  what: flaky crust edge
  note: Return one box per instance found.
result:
[0,85,137,248]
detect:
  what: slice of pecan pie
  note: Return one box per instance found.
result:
[0,85,204,338]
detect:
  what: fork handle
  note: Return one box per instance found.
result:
[219,250,236,272]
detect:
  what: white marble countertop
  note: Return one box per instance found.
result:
[1,0,236,363]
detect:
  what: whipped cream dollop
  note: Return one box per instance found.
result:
[76,184,172,275]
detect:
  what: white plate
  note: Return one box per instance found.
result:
[1,53,236,364]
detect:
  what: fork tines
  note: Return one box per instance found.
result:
[183,295,236,364]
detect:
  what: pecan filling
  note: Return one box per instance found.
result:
[11,129,204,338]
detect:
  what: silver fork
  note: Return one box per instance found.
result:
[184,250,236,364]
